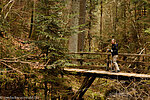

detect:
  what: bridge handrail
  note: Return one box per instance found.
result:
[68,52,150,57]
[69,58,150,64]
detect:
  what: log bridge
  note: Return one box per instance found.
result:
[0,52,150,99]
[64,52,150,99]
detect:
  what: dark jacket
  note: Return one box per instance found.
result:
[111,43,118,56]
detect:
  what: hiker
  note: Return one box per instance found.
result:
[107,39,120,72]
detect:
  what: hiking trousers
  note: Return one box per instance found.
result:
[112,55,120,71]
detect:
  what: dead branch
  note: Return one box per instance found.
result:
[0,61,24,76]
[2,0,14,12]
[128,43,149,68]
[4,0,15,19]
[0,59,32,64]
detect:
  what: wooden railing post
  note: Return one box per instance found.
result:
[80,54,83,65]
[34,82,37,97]
[44,74,48,100]
[106,55,110,71]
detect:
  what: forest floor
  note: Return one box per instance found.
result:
[64,74,116,99]
[1,35,150,100]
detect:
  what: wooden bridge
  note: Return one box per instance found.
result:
[0,52,150,99]
[63,52,150,99]
[64,68,150,80]
[65,52,150,79]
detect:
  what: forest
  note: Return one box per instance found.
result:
[0,0,150,100]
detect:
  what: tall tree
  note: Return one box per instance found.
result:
[68,0,79,52]
[88,0,92,51]
[99,0,103,50]
[100,0,103,37]
[114,0,118,34]
[78,0,86,51]
[29,0,35,38]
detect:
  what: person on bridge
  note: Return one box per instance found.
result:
[107,39,120,72]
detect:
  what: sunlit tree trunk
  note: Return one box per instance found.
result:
[114,0,118,34]
[99,0,103,50]
[68,0,79,52]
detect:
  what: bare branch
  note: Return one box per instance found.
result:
[4,0,15,19]
[0,61,24,76]
[2,0,14,12]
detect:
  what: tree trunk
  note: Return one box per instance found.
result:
[88,0,92,52]
[29,0,35,38]
[78,0,86,52]
[68,0,79,53]
[29,9,34,38]
[99,0,103,50]
[100,0,103,38]
[123,0,127,43]
[134,2,137,21]
[114,0,118,34]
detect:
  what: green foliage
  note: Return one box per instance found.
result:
[25,0,73,99]
[34,0,69,64]
[145,28,150,34]
[0,0,150,99]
